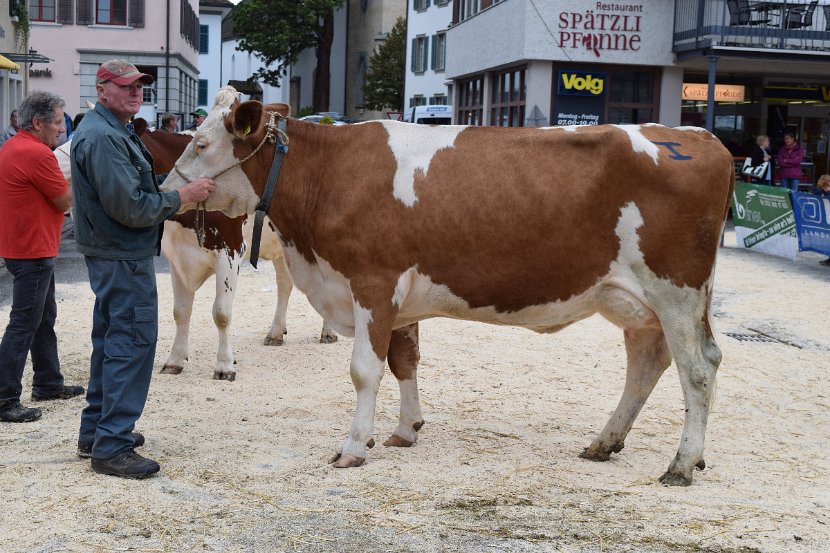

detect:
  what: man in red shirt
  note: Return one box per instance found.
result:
[0,91,84,423]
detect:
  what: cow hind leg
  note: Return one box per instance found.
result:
[582,286,671,461]
[383,323,424,447]
[264,256,293,346]
[319,319,338,344]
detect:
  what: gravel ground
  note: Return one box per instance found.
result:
[0,224,828,553]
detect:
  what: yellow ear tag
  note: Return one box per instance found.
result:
[242,125,251,136]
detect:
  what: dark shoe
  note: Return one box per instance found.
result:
[91,450,160,479]
[77,432,146,459]
[31,385,85,402]
[0,403,42,423]
[820,257,830,266]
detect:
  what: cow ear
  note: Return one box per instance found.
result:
[274,103,290,118]
[230,101,264,139]
[133,117,148,136]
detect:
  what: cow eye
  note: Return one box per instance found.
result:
[194,141,208,152]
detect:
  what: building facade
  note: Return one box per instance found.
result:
[195,0,234,119]
[404,0,453,111]
[27,0,200,129]
[443,0,830,183]
[0,0,25,131]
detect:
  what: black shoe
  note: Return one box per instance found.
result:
[0,403,42,423]
[820,257,830,266]
[77,432,146,459]
[31,385,85,402]
[91,450,160,479]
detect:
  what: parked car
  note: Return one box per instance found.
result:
[298,113,349,126]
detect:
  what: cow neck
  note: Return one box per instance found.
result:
[249,114,288,267]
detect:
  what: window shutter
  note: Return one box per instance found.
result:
[76,0,93,25]
[423,39,429,73]
[411,39,416,72]
[57,0,74,24]
[128,0,145,28]
[431,35,436,70]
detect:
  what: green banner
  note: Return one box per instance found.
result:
[732,183,798,259]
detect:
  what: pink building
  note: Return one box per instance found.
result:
[28,0,200,129]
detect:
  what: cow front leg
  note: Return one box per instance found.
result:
[384,323,424,447]
[319,319,338,344]
[581,325,670,461]
[264,255,293,345]
[211,250,241,381]
[161,268,196,375]
[331,297,396,468]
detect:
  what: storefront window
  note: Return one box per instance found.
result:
[456,76,485,126]
[490,66,526,127]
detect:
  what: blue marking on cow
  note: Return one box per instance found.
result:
[652,141,692,160]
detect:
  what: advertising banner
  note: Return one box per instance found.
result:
[731,183,798,259]
[791,192,830,256]
[554,70,605,126]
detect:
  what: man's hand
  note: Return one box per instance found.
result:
[178,177,215,204]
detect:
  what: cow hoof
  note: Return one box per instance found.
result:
[263,336,284,346]
[658,471,692,487]
[695,459,706,470]
[383,434,414,447]
[366,438,375,449]
[329,453,365,468]
[579,446,612,462]
[319,335,338,344]
[160,365,183,375]
[212,371,236,382]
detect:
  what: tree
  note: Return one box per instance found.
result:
[362,17,406,113]
[233,0,345,112]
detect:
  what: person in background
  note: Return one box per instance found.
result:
[0,91,84,423]
[777,131,804,193]
[71,59,214,478]
[749,134,774,186]
[815,174,830,267]
[187,108,207,131]
[0,109,20,148]
[57,111,73,145]
[159,112,177,133]
[72,112,85,137]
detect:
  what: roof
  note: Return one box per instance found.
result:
[200,0,235,6]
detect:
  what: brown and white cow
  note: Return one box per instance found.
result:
[56,120,336,382]
[162,89,734,485]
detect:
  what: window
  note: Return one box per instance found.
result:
[199,25,209,54]
[97,0,127,25]
[198,79,208,106]
[435,0,450,5]
[411,36,428,73]
[456,75,484,126]
[431,33,446,72]
[430,94,447,105]
[607,70,656,124]
[413,0,430,11]
[29,0,56,22]
[142,83,154,104]
[459,0,479,20]
[491,66,526,127]
[409,96,427,108]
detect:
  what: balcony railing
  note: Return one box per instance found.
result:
[674,0,830,55]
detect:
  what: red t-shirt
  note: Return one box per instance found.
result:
[0,130,68,259]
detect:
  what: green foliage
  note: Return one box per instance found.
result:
[13,1,30,48]
[232,0,345,88]
[296,106,316,117]
[362,17,406,112]
[319,115,335,125]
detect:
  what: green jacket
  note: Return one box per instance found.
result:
[70,104,181,259]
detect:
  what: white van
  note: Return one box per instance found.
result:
[405,105,453,125]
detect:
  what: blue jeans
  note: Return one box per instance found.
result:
[0,257,64,408]
[780,177,800,192]
[79,257,158,459]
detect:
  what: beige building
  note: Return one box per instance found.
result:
[0,1,26,131]
[345,0,405,120]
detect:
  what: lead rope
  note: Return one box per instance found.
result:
[195,201,206,247]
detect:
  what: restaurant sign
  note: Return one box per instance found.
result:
[558,3,643,58]
[682,83,745,102]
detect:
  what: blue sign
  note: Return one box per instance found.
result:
[791,192,830,256]
[557,71,606,97]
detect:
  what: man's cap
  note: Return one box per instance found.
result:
[191,108,208,117]
[96,59,154,86]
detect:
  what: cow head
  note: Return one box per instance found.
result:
[161,86,289,218]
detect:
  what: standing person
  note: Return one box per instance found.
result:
[187,108,207,131]
[777,131,804,193]
[0,109,20,147]
[749,134,774,186]
[70,59,215,478]
[159,112,177,132]
[0,91,83,423]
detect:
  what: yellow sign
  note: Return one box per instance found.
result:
[682,83,745,102]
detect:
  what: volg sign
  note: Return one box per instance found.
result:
[558,71,606,96]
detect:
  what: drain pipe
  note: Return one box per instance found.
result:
[165,0,171,114]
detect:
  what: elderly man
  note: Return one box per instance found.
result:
[71,59,215,479]
[187,108,207,131]
[0,109,19,147]
[0,92,83,423]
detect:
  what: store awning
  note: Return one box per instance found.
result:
[0,55,20,70]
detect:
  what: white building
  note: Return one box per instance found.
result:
[195,0,235,123]
[404,0,453,110]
